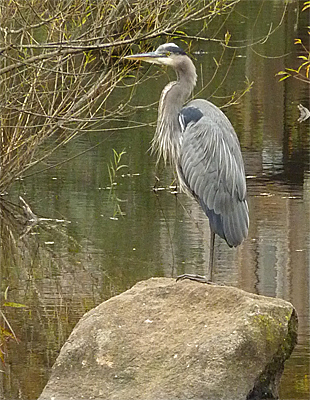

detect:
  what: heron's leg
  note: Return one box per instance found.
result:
[152,175,160,191]
[207,230,215,281]
[176,231,216,284]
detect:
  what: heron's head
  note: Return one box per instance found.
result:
[125,43,187,67]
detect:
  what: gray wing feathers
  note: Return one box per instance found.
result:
[178,111,249,247]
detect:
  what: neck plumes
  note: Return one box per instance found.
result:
[151,56,197,165]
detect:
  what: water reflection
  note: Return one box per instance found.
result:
[1,1,310,399]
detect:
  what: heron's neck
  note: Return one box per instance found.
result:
[153,57,197,164]
[163,58,197,112]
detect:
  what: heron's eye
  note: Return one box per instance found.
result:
[166,51,171,57]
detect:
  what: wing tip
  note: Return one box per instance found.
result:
[202,200,249,247]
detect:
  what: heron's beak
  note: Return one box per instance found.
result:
[124,52,166,65]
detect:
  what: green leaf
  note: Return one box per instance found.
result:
[4,286,9,301]
[2,302,27,308]
[0,326,15,340]
[175,30,186,36]
[0,349,4,364]
[115,164,128,171]
[213,57,219,68]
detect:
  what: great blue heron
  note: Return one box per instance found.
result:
[125,43,249,282]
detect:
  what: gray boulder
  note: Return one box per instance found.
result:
[38,278,297,400]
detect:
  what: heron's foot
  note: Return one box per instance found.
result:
[176,274,215,284]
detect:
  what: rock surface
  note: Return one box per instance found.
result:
[38,278,297,400]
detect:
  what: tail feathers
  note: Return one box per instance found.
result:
[201,200,249,247]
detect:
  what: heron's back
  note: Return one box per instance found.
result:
[177,99,249,247]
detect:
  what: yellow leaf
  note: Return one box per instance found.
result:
[279,75,290,82]
[225,31,231,46]
[302,2,310,11]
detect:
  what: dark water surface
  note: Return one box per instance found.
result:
[1,1,309,399]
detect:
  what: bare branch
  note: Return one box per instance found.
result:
[0,0,240,192]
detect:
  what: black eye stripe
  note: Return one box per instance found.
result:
[156,44,187,56]
[164,46,186,55]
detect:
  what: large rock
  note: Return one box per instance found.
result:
[38,278,297,400]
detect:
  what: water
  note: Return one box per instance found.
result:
[1,1,309,399]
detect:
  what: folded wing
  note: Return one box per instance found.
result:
[177,100,249,247]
